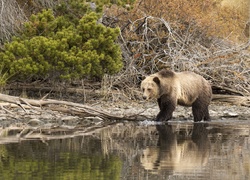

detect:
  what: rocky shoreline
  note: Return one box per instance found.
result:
[0,100,249,129]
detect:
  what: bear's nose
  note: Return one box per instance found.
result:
[143,96,147,100]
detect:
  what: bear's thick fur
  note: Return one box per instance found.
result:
[141,69,212,122]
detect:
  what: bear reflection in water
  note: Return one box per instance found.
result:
[140,123,210,174]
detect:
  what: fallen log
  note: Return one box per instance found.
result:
[0,93,249,123]
[0,93,148,121]
[212,94,250,107]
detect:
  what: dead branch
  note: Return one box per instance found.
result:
[0,0,59,43]
[212,85,248,96]
[0,0,27,43]
[110,14,250,96]
[0,93,148,121]
[212,94,250,107]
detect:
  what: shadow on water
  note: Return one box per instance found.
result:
[0,120,250,179]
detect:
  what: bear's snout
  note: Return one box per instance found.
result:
[143,96,148,100]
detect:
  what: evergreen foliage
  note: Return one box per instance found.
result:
[0,3,122,82]
[87,0,135,8]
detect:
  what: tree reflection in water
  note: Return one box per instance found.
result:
[0,121,250,179]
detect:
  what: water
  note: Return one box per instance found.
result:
[0,120,250,180]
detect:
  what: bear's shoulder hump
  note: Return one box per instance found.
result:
[158,69,175,78]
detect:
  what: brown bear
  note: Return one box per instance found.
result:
[141,69,212,122]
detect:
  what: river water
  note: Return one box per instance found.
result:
[0,120,250,180]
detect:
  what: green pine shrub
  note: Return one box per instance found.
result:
[0,9,122,82]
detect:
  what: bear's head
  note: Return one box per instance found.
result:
[141,75,161,100]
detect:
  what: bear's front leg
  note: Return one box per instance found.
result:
[156,94,176,121]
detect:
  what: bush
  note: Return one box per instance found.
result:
[0,9,122,81]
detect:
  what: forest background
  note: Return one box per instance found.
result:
[0,0,249,103]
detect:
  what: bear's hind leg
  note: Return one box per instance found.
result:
[192,107,203,122]
[192,98,209,122]
[204,107,211,121]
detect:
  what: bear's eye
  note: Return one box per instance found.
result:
[142,88,145,92]
[147,88,152,92]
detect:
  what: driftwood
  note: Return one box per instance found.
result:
[0,91,249,124]
[212,94,250,107]
[0,93,147,121]
[212,85,248,96]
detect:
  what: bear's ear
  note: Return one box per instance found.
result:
[153,77,160,85]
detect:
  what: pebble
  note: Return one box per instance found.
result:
[222,111,239,117]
